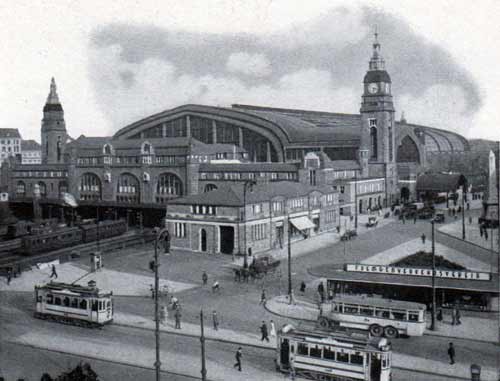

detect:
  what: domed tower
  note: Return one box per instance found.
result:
[359,30,397,203]
[41,78,67,164]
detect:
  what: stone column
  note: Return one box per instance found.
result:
[212,120,217,144]
[186,115,191,138]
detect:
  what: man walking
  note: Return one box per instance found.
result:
[233,347,242,371]
[202,271,208,285]
[317,282,325,303]
[447,342,455,365]
[212,310,219,331]
[6,268,12,285]
[260,321,270,342]
[455,307,461,325]
[300,281,306,294]
[174,308,182,329]
[421,233,426,244]
[260,289,267,305]
[49,264,58,279]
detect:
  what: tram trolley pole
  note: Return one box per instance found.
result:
[200,310,207,381]
[430,219,436,331]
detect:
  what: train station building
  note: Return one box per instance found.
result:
[2,35,471,234]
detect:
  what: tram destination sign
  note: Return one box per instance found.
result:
[345,264,491,281]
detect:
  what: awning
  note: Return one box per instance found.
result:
[290,216,316,231]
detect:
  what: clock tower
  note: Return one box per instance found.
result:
[359,31,397,204]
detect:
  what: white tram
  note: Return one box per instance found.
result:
[34,281,113,327]
[277,324,392,381]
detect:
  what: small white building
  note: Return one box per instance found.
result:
[0,128,21,164]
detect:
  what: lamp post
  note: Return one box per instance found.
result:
[430,219,437,331]
[354,171,358,230]
[242,180,256,268]
[154,227,170,381]
[461,185,466,240]
[287,215,293,304]
[200,310,207,381]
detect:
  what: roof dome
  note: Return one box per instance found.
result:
[363,70,391,84]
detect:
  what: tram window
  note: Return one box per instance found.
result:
[297,343,309,356]
[392,310,406,321]
[337,352,349,363]
[350,353,364,365]
[408,312,419,321]
[344,304,359,314]
[63,297,70,307]
[54,297,61,306]
[80,300,87,309]
[71,298,78,308]
[323,347,335,360]
[360,306,374,316]
[92,301,98,311]
[332,303,339,312]
[99,301,103,310]
[382,354,389,368]
[46,294,53,304]
[310,345,322,358]
[381,310,391,318]
[106,301,111,309]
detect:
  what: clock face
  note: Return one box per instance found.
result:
[368,83,378,94]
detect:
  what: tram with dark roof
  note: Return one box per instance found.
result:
[276,324,391,381]
[34,281,113,327]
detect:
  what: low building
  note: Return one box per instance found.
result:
[165,181,339,255]
[0,129,21,164]
[21,140,42,164]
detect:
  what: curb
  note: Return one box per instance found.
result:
[114,321,275,351]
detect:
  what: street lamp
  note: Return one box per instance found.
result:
[430,218,437,331]
[354,171,358,230]
[153,227,170,381]
[461,185,466,240]
[242,180,256,268]
[287,215,293,304]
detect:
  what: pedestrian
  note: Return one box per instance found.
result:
[234,268,241,282]
[300,281,306,294]
[289,365,296,380]
[480,225,484,237]
[437,308,443,322]
[6,268,12,285]
[212,280,220,293]
[317,281,324,295]
[160,305,167,325]
[455,307,461,325]
[49,264,58,279]
[260,289,267,305]
[202,271,208,285]
[174,308,181,329]
[150,284,155,299]
[451,307,457,326]
[452,208,456,217]
[260,321,269,342]
[212,310,219,331]
[233,347,242,371]
[447,342,455,365]
[484,228,489,240]
[149,259,155,272]
[469,216,472,225]
[247,247,252,258]
[467,202,470,210]
[421,233,426,244]
[270,320,276,337]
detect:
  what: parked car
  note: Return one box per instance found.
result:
[366,216,379,227]
[341,229,357,241]
[434,212,445,223]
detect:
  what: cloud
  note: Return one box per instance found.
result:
[88,6,482,135]
[226,52,271,77]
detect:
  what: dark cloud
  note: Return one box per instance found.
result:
[88,6,481,131]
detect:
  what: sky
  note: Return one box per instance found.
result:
[1,0,499,142]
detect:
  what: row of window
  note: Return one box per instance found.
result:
[191,205,217,215]
[16,181,68,196]
[174,222,186,238]
[1,146,19,153]
[0,139,20,145]
[332,303,421,322]
[325,209,336,223]
[14,171,67,178]
[296,342,364,365]
[42,294,109,311]
[199,172,297,181]
[251,223,267,241]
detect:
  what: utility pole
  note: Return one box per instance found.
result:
[200,310,207,381]
[154,228,170,381]
[354,171,358,230]
[430,219,436,331]
[287,217,293,304]
[461,185,466,240]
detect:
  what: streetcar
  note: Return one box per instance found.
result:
[318,295,426,338]
[34,281,113,327]
[277,324,392,381]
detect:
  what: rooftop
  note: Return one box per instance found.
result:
[0,128,21,139]
[21,139,41,151]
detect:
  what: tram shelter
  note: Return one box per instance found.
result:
[309,264,499,312]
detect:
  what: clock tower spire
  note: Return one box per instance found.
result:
[359,30,397,205]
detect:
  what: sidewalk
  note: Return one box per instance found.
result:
[0,262,196,296]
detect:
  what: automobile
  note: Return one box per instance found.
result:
[418,207,435,219]
[341,229,357,241]
[434,212,445,223]
[366,216,379,227]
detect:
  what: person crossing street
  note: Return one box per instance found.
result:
[202,271,208,285]
[260,321,269,342]
[447,342,455,365]
[212,310,219,331]
[49,264,58,279]
[233,347,242,371]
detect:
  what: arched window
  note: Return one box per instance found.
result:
[204,184,218,193]
[103,144,112,155]
[38,182,47,198]
[397,136,420,164]
[16,181,26,196]
[156,173,183,203]
[141,141,153,155]
[79,173,101,201]
[370,127,378,160]
[117,173,140,203]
